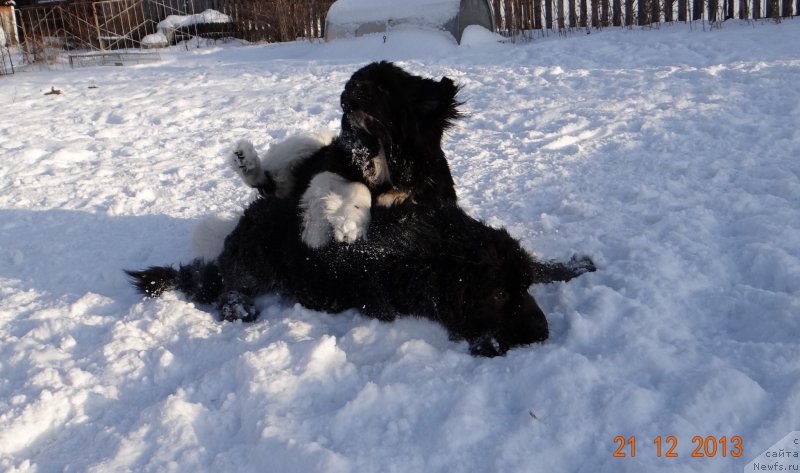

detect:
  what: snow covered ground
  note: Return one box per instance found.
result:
[1,21,799,473]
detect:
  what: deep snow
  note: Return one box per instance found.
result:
[1,21,799,473]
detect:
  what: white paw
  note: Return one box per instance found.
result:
[301,214,333,249]
[231,139,264,187]
[300,172,371,248]
[325,194,370,244]
[300,173,338,249]
[323,175,371,244]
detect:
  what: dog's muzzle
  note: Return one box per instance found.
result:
[346,110,378,132]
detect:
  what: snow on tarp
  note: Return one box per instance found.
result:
[327,0,460,25]
[325,0,495,44]
[142,9,231,47]
[459,24,504,46]
[157,9,232,30]
[326,0,460,37]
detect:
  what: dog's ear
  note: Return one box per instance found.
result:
[418,77,462,129]
[438,77,460,102]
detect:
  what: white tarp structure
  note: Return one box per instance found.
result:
[325,0,494,44]
[142,9,232,48]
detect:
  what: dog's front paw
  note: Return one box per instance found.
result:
[469,335,504,357]
[324,182,371,244]
[567,255,597,275]
[327,203,370,244]
[218,290,257,322]
[301,216,333,249]
[231,139,264,187]
[300,173,372,248]
[330,216,366,244]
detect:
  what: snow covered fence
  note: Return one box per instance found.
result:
[13,1,236,56]
[490,0,798,37]
[8,0,798,66]
[11,0,332,65]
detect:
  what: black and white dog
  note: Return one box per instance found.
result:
[126,63,597,356]
[127,194,595,357]
[232,61,461,248]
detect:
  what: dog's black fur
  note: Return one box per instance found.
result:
[127,62,596,356]
[127,198,595,357]
[250,61,461,209]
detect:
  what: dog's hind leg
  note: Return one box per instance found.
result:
[260,131,334,198]
[231,132,334,198]
[532,255,597,283]
[232,140,277,198]
[231,140,271,189]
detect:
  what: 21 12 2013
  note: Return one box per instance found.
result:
[613,435,743,458]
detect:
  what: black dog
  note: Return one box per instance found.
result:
[127,198,595,357]
[231,61,461,248]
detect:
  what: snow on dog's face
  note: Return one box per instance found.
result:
[338,61,461,182]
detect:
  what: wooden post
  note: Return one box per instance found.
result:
[781,0,791,17]
[545,0,553,29]
[569,0,577,26]
[534,0,543,29]
[638,0,648,24]
[94,2,104,50]
[579,0,587,25]
[693,0,703,20]
[738,0,748,18]
[624,0,633,25]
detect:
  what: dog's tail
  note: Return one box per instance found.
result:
[125,259,223,305]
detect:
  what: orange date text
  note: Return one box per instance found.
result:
[613,435,743,458]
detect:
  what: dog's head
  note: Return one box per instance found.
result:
[338,61,461,180]
[440,224,550,357]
